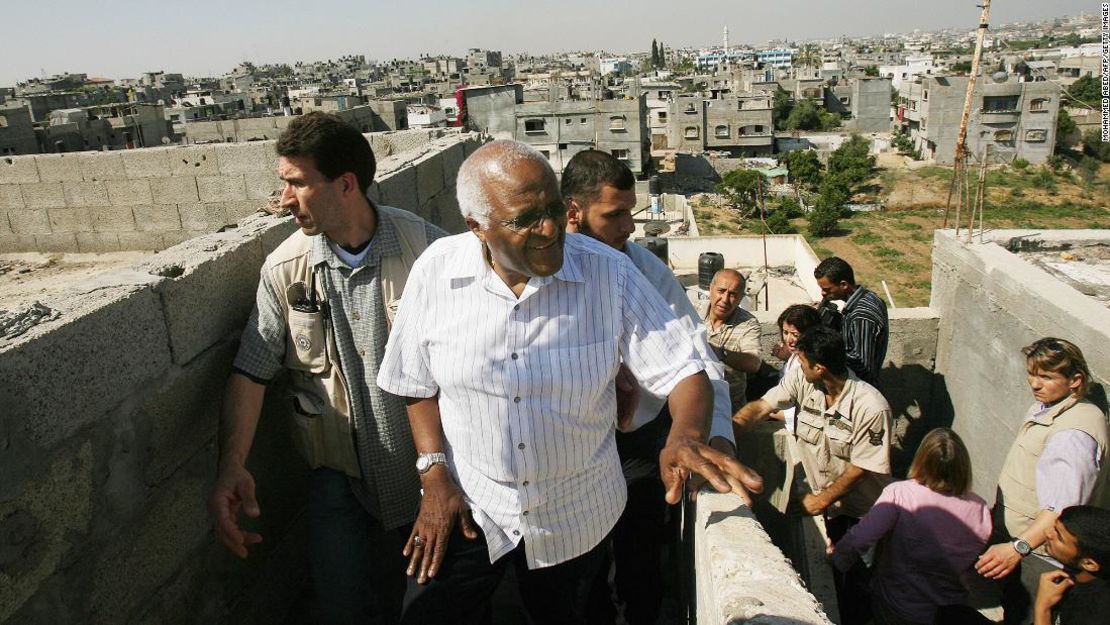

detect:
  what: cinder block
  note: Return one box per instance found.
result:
[168,145,219,177]
[414,151,445,205]
[160,231,196,249]
[117,231,168,251]
[196,176,247,202]
[216,141,276,175]
[107,179,153,206]
[138,230,265,364]
[366,181,382,204]
[35,153,83,183]
[244,170,282,201]
[121,148,171,178]
[93,206,137,232]
[431,189,465,234]
[47,208,94,233]
[140,341,237,484]
[377,166,418,212]
[149,176,199,204]
[21,182,66,210]
[438,141,466,188]
[76,232,121,253]
[87,457,212,625]
[0,278,170,446]
[10,209,51,235]
[0,184,24,210]
[221,200,264,224]
[63,181,109,207]
[132,205,182,232]
[0,234,38,252]
[78,152,126,181]
[177,203,227,231]
[34,232,79,252]
[0,154,40,184]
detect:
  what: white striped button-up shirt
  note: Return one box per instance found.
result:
[377,232,705,568]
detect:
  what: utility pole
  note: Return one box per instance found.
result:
[943,0,991,229]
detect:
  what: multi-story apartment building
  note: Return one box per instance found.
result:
[665,93,774,156]
[898,74,1059,164]
[514,96,648,173]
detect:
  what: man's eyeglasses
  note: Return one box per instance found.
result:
[496,203,566,234]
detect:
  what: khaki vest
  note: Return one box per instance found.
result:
[997,396,1110,537]
[266,205,429,477]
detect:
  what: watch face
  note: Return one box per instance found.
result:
[416,457,430,472]
[1014,539,1031,555]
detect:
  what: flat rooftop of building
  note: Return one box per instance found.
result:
[0,251,152,309]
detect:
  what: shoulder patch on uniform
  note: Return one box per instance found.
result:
[867,428,884,446]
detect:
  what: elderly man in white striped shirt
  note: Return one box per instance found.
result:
[377,140,762,625]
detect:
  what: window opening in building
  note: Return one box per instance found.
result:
[524,119,546,133]
[684,126,699,139]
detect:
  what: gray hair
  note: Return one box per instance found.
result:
[456,140,552,228]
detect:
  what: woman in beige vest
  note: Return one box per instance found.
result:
[975,338,1109,625]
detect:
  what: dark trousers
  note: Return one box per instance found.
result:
[827,514,873,625]
[587,414,671,625]
[402,525,606,625]
[307,468,410,625]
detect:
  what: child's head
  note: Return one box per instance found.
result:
[1023,337,1091,402]
[1046,506,1110,579]
[908,428,972,497]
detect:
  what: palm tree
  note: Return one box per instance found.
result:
[794,44,821,70]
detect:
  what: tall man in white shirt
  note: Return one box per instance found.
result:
[377,140,762,625]
[562,149,739,625]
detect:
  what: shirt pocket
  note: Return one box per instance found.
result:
[827,424,852,461]
[795,412,824,445]
[285,309,329,373]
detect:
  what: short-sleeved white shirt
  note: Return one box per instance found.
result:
[377,232,705,568]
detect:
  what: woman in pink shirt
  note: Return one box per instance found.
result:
[833,428,992,625]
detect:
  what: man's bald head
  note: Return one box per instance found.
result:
[708,268,746,322]
[456,140,555,228]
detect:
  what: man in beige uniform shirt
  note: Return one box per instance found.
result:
[733,325,891,625]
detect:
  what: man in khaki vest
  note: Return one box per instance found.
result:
[205,112,446,625]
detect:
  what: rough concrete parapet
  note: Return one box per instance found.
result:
[695,491,833,624]
[931,229,1110,497]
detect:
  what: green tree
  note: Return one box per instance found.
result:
[780,150,823,189]
[651,39,659,68]
[765,208,797,234]
[1083,129,1110,162]
[1057,109,1077,149]
[773,88,794,130]
[827,134,875,187]
[863,65,879,77]
[1068,75,1100,108]
[951,61,972,74]
[716,169,764,217]
[794,44,820,69]
[785,99,822,130]
[807,193,841,237]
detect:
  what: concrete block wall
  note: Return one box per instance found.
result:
[0,132,486,625]
[0,212,305,625]
[695,492,833,625]
[0,128,470,254]
[930,229,1110,498]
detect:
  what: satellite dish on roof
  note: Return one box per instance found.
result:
[991,71,1008,83]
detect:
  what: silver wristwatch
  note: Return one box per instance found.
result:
[416,452,447,474]
[1012,538,1032,557]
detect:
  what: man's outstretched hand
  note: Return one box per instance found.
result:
[659,435,764,506]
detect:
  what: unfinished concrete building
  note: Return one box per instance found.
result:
[514,96,648,174]
[827,76,893,133]
[898,74,1059,164]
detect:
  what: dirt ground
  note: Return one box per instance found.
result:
[0,252,151,308]
[695,155,1110,308]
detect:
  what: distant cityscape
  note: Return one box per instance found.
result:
[0,10,1101,169]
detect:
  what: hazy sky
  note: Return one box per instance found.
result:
[1,1,1094,85]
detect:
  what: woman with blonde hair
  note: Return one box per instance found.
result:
[976,337,1109,625]
[833,428,992,625]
